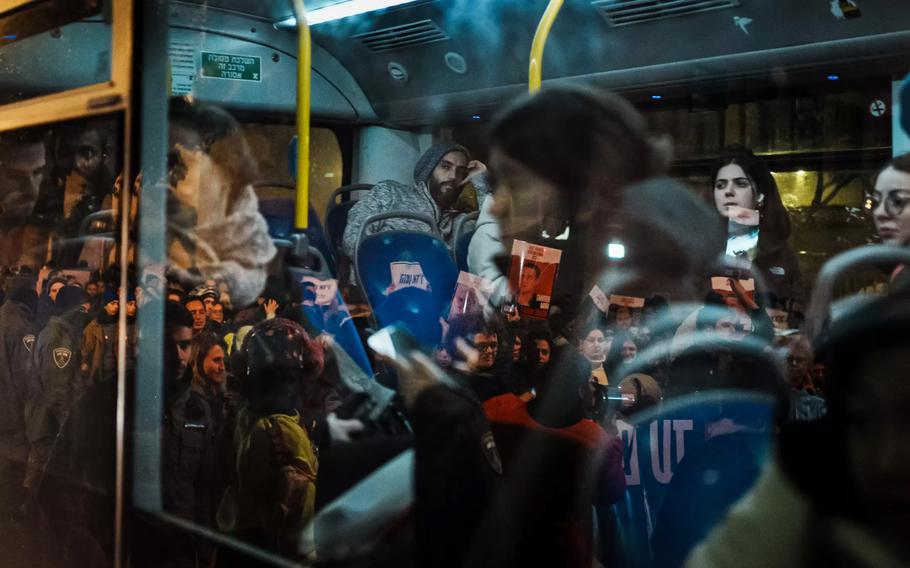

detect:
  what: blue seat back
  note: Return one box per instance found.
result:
[373,287,444,351]
[356,230,458,338]
[613,390,775,568]
[255,184,338,278]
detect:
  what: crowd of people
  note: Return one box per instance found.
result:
[0,85,908,568]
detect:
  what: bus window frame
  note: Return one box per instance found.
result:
[0,0,131,131]
[0,1,136,565]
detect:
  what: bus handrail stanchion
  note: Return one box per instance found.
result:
[528,0,564,93]
[290,0,311,229]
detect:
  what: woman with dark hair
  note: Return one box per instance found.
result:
[165,332,235,565]
[709,146,804,312]
[869,152,910,247]
[868,153,910,292]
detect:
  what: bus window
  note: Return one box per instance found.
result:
[0,1,112,105]
[0,114,124,567]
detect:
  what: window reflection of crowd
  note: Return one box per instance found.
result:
[0,89,909,568]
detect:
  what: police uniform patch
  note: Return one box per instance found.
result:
[53,348,72,369]
[481,431,503,475]
[22,335,35,353]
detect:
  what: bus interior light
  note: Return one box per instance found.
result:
[275,0,421,27]
[607,242,626,259]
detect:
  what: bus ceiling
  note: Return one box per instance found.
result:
[3,0,909,127]
[187,0,910,126]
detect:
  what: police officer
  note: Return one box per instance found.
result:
[23,285,90,497]
[0,276,38,523]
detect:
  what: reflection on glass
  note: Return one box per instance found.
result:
[0,1,110,105]
[0,115,123,566]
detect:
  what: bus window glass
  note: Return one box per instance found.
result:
[142,96,362,565]
[0,1,112,105]
[242,123,343,226]
[0,114,124,566]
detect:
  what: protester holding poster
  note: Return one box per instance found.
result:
[296,275,372,377]
[708,277,774,342]
[607,295,644,332]
[447,271,495,321]
[506,240,561,320]
[708,147,804,314]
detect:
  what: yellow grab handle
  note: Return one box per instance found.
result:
[529,0,563,93]
[291,0,311,229]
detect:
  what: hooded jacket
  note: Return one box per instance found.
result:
[341,143,490,260]
[467,197,509,305]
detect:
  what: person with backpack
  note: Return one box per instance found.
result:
[217,318,325,561]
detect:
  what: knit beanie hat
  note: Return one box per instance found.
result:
[54,285,88,314]
[412,143,470,186]
[190,285,218,302]
[103,287,118,306]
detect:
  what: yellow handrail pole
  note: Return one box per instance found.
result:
[528,0,564,93]
[291,0,311,228]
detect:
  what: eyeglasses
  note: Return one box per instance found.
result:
[866,190,910,217]
[474,341,498,352]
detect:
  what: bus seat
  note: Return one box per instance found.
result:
[612,390,777,568]
[373,287,444,350]
[355,212,457,339]
[258,197,296,239]
[609,328,784,567]
[326,184,374,251]
[326,184,374,285]
[274,238,332,278]
[253,181,338,278]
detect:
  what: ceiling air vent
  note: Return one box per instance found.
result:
[592,0,740,27]
[354,19,449,53]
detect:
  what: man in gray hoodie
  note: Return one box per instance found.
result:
[342,143,490,260]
